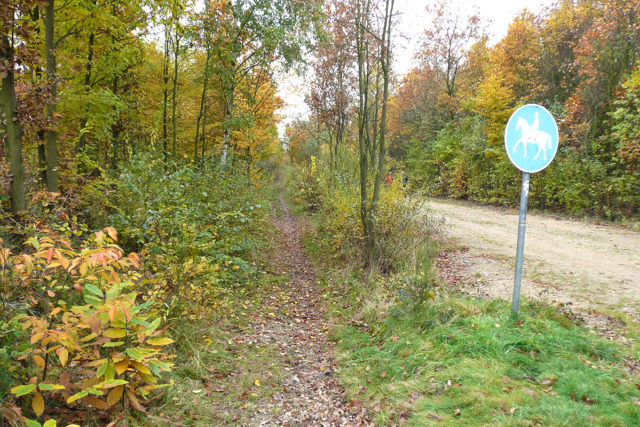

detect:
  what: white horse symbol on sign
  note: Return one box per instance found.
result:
[512,112,553,161]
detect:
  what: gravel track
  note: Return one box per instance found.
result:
[428,198,640,318]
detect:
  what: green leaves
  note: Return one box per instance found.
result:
[11,384,36,396]
[38,383,66,391]
[84,284,104,298]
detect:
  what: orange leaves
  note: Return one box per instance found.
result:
[5,226,172,420]
[107,301,131,323]
[128,252,140,269]
[105,227,118,242]
[108,305,118,323]
[33,355,46,368]
[30,332,45,345]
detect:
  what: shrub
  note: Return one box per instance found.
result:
[293,152,433,275]
[290,155,323,212]
[107,154,271,316]
[1,228,172,425]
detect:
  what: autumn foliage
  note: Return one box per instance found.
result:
[391,0,639,219]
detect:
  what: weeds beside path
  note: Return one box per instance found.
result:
[248,194,367,425]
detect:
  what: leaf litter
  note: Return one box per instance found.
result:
[247,195,369,425]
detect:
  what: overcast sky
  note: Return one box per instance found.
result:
[277,0,557,135]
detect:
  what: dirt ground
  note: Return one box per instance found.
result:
[428,198,640,319]
[247,195,368,425]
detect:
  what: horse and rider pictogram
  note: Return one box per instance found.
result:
[504,104,559,174]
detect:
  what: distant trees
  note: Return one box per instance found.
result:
[389,0,639,219]
[307,1,354,170]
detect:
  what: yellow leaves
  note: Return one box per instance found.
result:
[254,379,261,387]
[107,385,124,407]
[31,391,45,416]
[30,332,45,345]
[0,247,11,268]
[80,332,98,342]
[147,337,174,346]
[130,360,151,375]
[104,328,127,339]
[79,262,88,276]
[33,355,46,368]
[57,251,70,269]
[115,359,129,375]
[56,348,69,367]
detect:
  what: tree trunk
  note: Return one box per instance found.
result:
[0,35,26,213]
[37,133,46,184]
[171,28,179,157]
[77,31,95,151]
[44,0,59,192]
[30,7,47,186]
[162,24,169,162]
[355,0,394,268]
[201,102,207,161]
[194,47,210,165]
[221,88,234,166]
[111,75,119,168]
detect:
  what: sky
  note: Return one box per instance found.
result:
[276,0,556,136]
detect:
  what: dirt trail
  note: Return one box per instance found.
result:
[248,195,367,425]
[428,199,640,318]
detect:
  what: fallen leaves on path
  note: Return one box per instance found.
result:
[248,195,369,425]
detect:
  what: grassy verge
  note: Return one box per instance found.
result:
[334,297,639,425]
[148,276,290,425]
[300,216,640,426]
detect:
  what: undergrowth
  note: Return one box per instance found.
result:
[305,243,640,426]
[289,152,640,426]
[0,153,278,425]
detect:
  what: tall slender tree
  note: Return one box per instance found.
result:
[354,0,394,266]
[43,0,59,192]
[0,31,26,213]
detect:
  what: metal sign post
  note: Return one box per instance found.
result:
[512,172,529,315]
[504,104,559,316]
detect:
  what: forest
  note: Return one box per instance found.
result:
[1,0,639,425]
[290,0,639,220]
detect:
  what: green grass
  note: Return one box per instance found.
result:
[328,292,640,425]
[146,273,291,425]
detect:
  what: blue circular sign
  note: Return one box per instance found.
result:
[505,104,559,173]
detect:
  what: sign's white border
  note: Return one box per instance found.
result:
[504,104,559,174]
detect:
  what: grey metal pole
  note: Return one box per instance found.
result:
[512,172,530,316]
